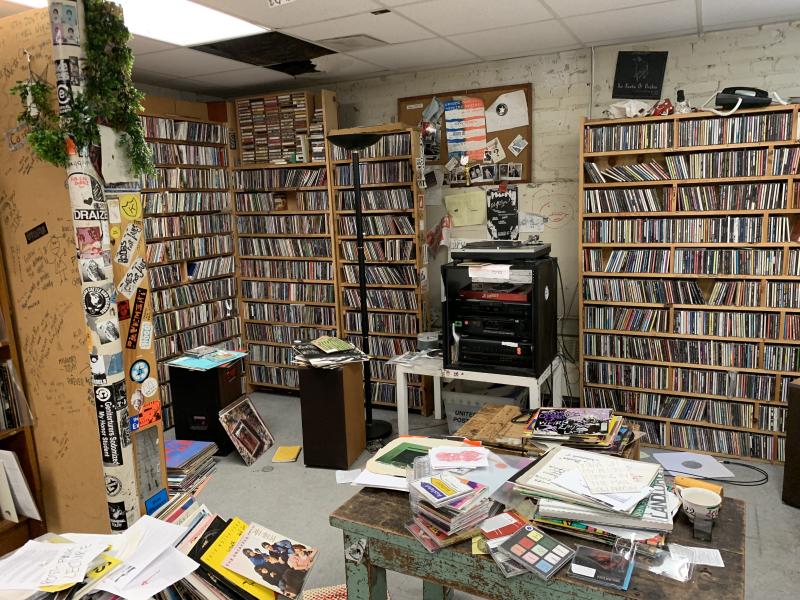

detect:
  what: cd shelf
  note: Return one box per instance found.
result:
[232,90,341,392]
[329,123,430,413]
[141,113,240,428]
[579,105,800,463]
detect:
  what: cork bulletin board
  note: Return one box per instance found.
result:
[398,83,533,184]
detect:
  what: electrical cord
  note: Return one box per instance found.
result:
[555,262,577,364]
[664,460,769,486]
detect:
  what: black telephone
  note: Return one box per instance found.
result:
[716,87,772,109]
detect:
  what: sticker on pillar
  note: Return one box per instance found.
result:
[68,173,104,208]
[24,222,48,244]
[105,474,123,497]
[118,257,147,298]
[345,538,367,564]
[130,359,150,383]
[90,354,108,385]
[131,389,145,412]
[138,400,162,428]
[129,415,140,431]
[145,489,169,515]
[108,501,129,531]
[76,226,104,258]
[141,377,158,398]
[117,408,132,449]
[107,196,121,224]
[95,317,121,346]
[115,222,142,266]
[117,299,130,321]
[119,194,142,220]
[83,286,111,317]
[73,207,109,222]
[110,225,121,240]
[126,288,147,349]
[112,380,128,410]
[139,321,153,350]
[107,353,124,380]
[95,390,123,465]
[80,257,111,283]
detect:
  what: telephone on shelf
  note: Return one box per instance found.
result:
[715,87,771,109]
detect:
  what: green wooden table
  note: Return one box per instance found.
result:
[330,488,745,600]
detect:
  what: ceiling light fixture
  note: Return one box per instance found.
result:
[114,0,267,46]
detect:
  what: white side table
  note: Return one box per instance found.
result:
[394,357,564,435]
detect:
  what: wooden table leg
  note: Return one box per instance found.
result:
[344,533,387,600]
[422,581,453,600]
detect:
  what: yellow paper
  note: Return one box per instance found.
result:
[272,445,302,463]
[445,190,486,227]
[201,517,276,600]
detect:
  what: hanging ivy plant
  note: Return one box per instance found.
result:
[10,0,153,176]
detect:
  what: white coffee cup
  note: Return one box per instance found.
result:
[675,486,722,522]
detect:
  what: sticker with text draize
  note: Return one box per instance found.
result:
[115,222,142,266]
[117,257,147,298]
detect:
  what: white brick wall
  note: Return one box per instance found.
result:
[328,20,800,392]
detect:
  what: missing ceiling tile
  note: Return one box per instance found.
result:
[319,34,387,53]
[371,9,391,15]
[191,31,334,68]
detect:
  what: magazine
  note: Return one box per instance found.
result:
[527,408,612,438]
[219,396,274,466]
[222,522,318,599]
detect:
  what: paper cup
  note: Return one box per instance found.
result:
[675,486,722,522]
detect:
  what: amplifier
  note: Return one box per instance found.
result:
[458,336,533,369]
[457,316,530,339]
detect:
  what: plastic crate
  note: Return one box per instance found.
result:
[442,380,528,433]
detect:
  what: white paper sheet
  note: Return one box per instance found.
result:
[97,547,197,600]
[335,469,362,484]
[485,90,529,133]
[466,264,511,282]
[0,541,106,589]
[553,470,652,513]
[351,470,409,492]
[0,463,18,522]
[652,451,734,478]
[100,516,187,590]
[0,450,41,520]
[578,463,646,494]
[670,544,725,567]
[444,190,486,226]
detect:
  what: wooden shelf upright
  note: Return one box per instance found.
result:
[579,104,800,463]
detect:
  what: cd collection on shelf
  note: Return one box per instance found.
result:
[141,113,240,428]
[579,106,800,463]
[330,124,429,411]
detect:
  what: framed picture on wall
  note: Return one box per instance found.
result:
[612,51,668,99]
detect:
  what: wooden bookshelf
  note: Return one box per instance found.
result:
[141,112,242,428]
[579,105,800,463]
[232,90,340,392]
[329,123,432,415]
[0,240,45,554]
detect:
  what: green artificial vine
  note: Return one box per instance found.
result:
[10,0,153,176]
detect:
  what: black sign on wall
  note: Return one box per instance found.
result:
[612,51,668,100]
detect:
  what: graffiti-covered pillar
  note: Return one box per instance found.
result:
[47,0,166,531]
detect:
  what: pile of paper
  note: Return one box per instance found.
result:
[292,337,369,369]
[514,447,678,555]
[165,439,218,496]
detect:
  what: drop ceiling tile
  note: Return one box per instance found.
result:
[394,0,550,36]
[190,67,294,87]
[129,35,179,56]
[283,11,433,44]
[348,37,475,69]
[549,0,670,18]
[133,67,184,88]
[564,0,697,44]
[192,0,382,29]
[132,47,253,78]
[702,0,800,28]
[378,0,426,6]
[449,19,577,60]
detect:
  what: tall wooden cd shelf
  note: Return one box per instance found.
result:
[231,90,341,392]
[329,124,431,414]
[141,113,241,428]
[579,104,800,463]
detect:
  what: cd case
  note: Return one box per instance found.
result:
[569,545,635,590]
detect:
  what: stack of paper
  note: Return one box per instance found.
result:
[165,439,217,496]
[513,447,678,554]
[292,337,369,369]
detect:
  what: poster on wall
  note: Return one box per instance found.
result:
[612,51,668,99]
[486,186,519,240]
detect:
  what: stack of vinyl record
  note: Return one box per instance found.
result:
[165,439,218,496]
